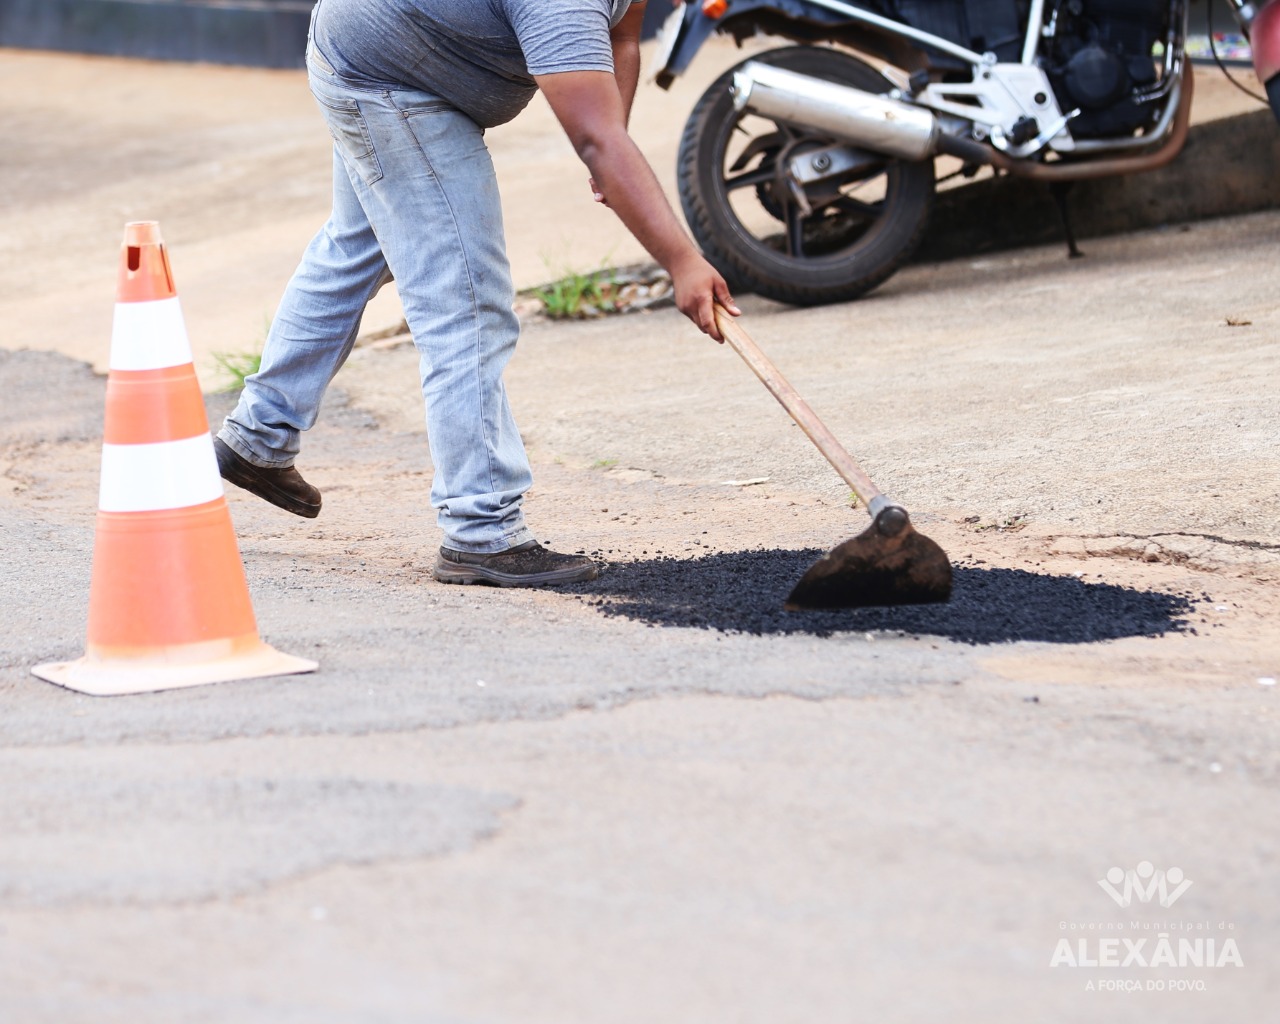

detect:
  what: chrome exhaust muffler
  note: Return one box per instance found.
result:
[731,61,939,161]
[729,59,1193,182]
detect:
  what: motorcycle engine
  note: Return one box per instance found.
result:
[1043,0,1170,138]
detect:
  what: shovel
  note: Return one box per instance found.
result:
[714,305,952,610]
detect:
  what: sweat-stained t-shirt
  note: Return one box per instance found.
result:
[310,0,640,128]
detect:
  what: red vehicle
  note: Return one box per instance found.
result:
[1251,0,1280,115]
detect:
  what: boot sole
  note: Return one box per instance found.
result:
[433,560,599,588]
[215,443,321,519]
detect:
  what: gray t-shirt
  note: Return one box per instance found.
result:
[311,0,637,128]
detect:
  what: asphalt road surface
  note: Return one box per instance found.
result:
[1,43,1277,1024]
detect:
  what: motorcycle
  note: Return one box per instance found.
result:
[651,0,1280,306]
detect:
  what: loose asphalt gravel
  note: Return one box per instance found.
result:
[565,550,1201,643]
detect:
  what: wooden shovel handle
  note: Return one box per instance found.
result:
[714,305,883,511]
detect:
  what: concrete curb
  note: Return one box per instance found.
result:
[0,0,312,68]
[0,0,672,67]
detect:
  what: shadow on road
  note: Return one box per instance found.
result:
[568,549,1199,644]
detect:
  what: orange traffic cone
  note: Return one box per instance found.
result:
[32,221,317,695]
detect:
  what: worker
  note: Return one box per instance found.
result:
[214,0,738,587]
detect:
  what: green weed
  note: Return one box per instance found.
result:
[534,258,618,319]
[210,348,262,392]
[210,316,268,392]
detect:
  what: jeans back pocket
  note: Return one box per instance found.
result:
[313,90,384,187]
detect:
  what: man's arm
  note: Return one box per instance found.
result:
[611,1,646,124]
[536,66,739,340]
[590,2,645,201]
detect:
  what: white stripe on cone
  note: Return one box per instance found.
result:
[98,434,223,512]
[110,297,194,371]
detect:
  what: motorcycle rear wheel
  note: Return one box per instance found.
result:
[677,46,935,307]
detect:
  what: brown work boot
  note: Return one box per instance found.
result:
[433,540,599,587]
[213,437,321,519]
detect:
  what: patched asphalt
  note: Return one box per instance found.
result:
[567,550,1199,643]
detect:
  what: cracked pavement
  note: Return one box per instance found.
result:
[1,44,1278,1024]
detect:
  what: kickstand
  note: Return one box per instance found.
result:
[1049,182,1084,259]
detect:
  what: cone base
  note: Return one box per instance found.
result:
[32,638,317,696]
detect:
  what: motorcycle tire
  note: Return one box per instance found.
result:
[677,46,935,307]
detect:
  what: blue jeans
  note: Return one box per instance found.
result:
[219,45,534,553]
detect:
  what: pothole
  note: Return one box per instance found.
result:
[565,549,1197,644]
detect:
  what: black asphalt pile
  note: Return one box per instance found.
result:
[566,550,1200,644]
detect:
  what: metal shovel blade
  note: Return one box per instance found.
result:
[785,514,953,611]
[710,307,953,612]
